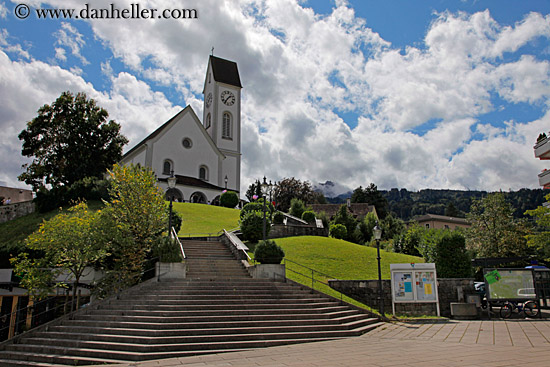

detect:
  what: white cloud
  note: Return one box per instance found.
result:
[55,22,89,65]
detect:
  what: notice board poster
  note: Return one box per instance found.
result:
[415,271,436,301]
[392,271,414,301]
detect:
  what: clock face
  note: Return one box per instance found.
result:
[221,90,235,106]
[205,93,212,108]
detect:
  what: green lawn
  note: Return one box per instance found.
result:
[262,236,424,314]
[173,202,240,236]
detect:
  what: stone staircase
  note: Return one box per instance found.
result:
[0,239,382,366]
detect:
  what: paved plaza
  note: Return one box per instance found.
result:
[104,318,550,367]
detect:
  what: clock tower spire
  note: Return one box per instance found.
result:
[202,55,242,193]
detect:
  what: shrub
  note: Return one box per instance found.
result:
[435,231,472,278]
[240,199,274,220]
[289,198,306,218]
[152,236,182,262]
[240,210,271,242]
[316,211,329,229]
[301,210,316,224]
[329,223,347,239]
[254,240,285,264]
[273,211,285,224]
[220,191,239,208]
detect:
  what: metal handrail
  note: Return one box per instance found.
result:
[283,258,343,303]
[171,227,186,259]
[0,258,160,342]
[223,229,250,261]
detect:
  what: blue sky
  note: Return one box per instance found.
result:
[1,0,550,195]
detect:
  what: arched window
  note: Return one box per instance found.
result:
[199,165,208,181]
[205,113,211,129]
[222,112,232,139]
[163,160,173,175]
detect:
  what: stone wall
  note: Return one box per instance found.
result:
[329,278,475,317]
[269,224,328,239]
[0,201,35,224]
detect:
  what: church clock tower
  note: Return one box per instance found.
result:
[202,55,242,193]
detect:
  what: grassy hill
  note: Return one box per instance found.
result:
[268,236,423,314]
[272,236,422,280]
[173,202,240,236]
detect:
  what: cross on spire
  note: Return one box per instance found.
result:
[211,47,214,56]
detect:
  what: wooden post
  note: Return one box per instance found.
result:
[26,298,34,330]
[8,296,18,339]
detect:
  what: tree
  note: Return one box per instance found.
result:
[273,177,315,212]
[240,211,270,242]
[356,212,377,244]
[99,164,168,287]
[332,205,358,242]
[380,214,405,241]
[245,180,262,202]
[435,232,472,278]
[351,183,388,219]
[329,224,347,239]
[18,91,128,191]
[289,198,306,218]
[11,202,109,309]
[525,193,550,262]
[466,192,531,259]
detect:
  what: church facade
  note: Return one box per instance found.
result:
[120,56,242,204]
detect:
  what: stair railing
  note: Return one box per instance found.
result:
[283,258,344,303]
[0,258,161,343]
[223,229,250,261]
[171,227,186,259]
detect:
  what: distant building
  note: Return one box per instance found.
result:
[534,134,550,188]
[0,186,33,204]
[409,214,470,230]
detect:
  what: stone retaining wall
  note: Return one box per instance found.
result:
[329,278,475,316]
[0,201,35,223]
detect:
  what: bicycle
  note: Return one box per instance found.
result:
[499,300,539,319]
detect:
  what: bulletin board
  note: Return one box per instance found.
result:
[390,263,440,316]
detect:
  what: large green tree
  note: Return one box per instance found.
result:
[18,91,128,191]
[273,177,315,212]
[351,183,388,219]
[466,192,531,259]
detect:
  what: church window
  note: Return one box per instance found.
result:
[199,165,209,181]
[205,113,211,129]
[222,112,232,139]
[163,160,173,175]
[182,138,193,149]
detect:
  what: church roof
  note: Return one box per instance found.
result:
[122,106,225,160]
[210,56,242,88]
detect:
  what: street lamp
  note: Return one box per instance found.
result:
[261,176,270,241]
[167,170,177,235]
[373,221,384,316]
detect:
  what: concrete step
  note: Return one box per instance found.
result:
[97,301,340,311]
[47,318,380,337]
[60,313,370,330]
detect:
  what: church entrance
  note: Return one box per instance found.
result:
[165,188,183,202]
[190,191,207,204]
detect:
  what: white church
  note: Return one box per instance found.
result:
[120,55,242,204]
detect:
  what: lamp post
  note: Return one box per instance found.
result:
[261,177,270,241]
[373,221,384,316]
[224,175,228,189]
[167,170,177,235]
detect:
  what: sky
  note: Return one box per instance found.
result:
[1,0,550,196]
